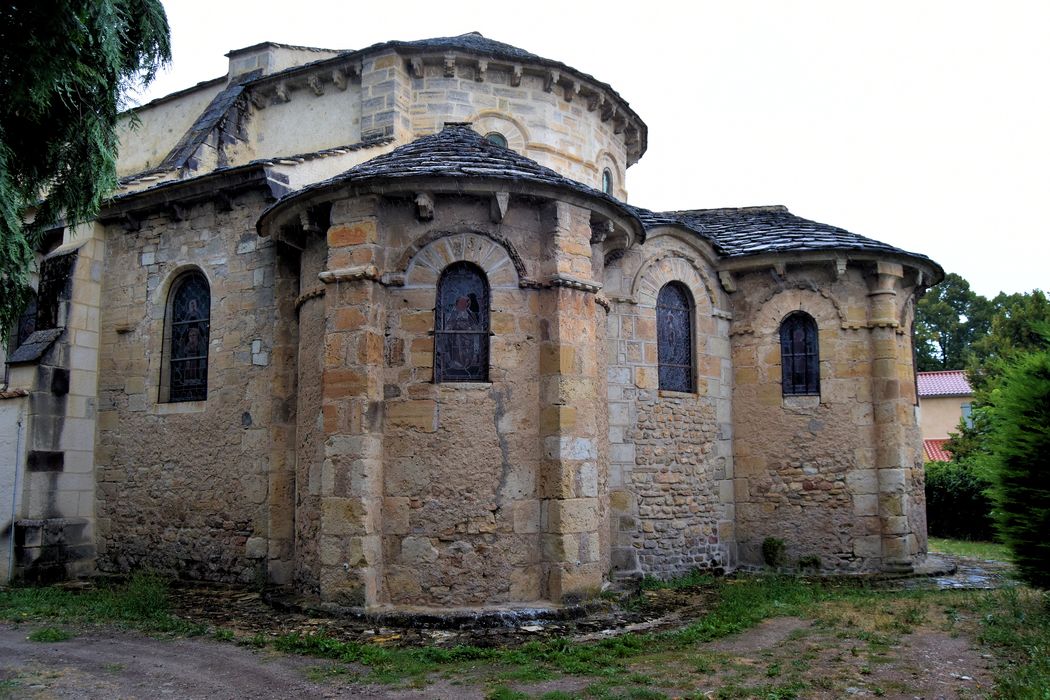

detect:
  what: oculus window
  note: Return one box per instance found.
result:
[485,132,508,148]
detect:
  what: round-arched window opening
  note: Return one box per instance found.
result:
[602,168,614,195]
[485,132,508,148]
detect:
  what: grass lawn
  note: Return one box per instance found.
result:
[928,537,1012,561]
[0,571,1047,698]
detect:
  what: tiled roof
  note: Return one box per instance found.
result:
[629,205,938,264]
[917,370,973,397]
[924,439,953,463]
[269,123,641,226]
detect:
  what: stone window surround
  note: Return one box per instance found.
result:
[152,264,213,411]
[779,310,820,397]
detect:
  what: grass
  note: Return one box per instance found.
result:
[928,537,1012,561]
[0,572,202,635]
[1,569,1046,698]
[27,626,73,642]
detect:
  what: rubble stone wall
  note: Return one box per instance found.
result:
[95,192,279,583]
[604,232,735,579]
[729,263,925,571]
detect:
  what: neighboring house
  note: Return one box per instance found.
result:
[0,32,943,606]
[917,370,974,462]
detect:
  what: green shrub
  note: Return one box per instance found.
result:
[924,459,995,540]
[762,537,786,567]
[982,339,1050,589]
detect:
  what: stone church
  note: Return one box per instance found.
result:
[0,33,942,609]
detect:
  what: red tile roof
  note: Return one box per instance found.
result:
[917,370,973,397]
[924,439,953,462]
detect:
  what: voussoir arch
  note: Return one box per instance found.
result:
[631,250,718,311]
[402,231,523,289]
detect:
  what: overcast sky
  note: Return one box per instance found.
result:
[136,0,1048,298]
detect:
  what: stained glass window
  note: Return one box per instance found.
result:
[434,262,489,382]
[168,272,210,402]
[602,168,614,195]
[780,312,819,395]
[657,282,694,392]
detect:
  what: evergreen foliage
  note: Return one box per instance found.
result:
[924,458,995,540]
[0,0,170,341]
[981,328,1050,588]
[914,272,992,372]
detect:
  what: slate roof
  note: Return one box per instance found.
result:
[630,205,938,264]
[917,370,973,397]
[267,123,641,226]
[7,328,63,365]
[924,438,952,462]
[366,32,543,64]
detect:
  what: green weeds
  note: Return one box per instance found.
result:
[27,626,72,642]
[0,572,200,635]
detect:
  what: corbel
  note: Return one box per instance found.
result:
[834,257,847,280]
[772,262,787,280]
[564,80,580,103]
[120,212,141,233]
[544,69,560,93]
[166,202,187,222]
[409,57,424,79]
[415,192,435,221]
[590,219,613,245]
[443,54,456,77]
[273,81,291,104]
[247,90,267,110]
[299,209,322,235]
[624,126,639,148]
[331,67,348,91]
[587,92,605,113]
[510,64,523,86]
[476,60,488,82]
[600,102,615,122]
[307,75,324,97]
[490,191,510,223]
[214,192,234,213]
[718,270,737,293]
[613,115,625,135]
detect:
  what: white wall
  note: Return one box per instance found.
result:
[0,398,28,582]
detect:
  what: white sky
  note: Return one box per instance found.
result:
[137,0,1049,298]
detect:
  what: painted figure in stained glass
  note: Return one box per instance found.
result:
[169,273,210,401]
[434,262,489,382]
[657,282,694,392]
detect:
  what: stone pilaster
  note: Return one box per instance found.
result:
[867,262,913,572]
[539,202,605,601]
[316,197,385,606]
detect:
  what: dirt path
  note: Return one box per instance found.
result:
[0,625,487,700]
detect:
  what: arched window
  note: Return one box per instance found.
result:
[780,312,819,395]
[434,262,489,382]
[657,282,694,392]
[167,271,210,402]
[602,168,614,195]
[485,132,508,148]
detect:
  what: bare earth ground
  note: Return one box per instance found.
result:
[0,557,1012,699]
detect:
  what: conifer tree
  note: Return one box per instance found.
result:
[0,0,171,341]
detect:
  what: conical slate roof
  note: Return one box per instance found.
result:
[268,123,639,222]
[631,205,938,265]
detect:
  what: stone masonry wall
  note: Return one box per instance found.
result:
[604,232,734,579]
[377,199,545,606]
[96,191,279,583]
[729,262,925,571]
[406,60,630,197]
